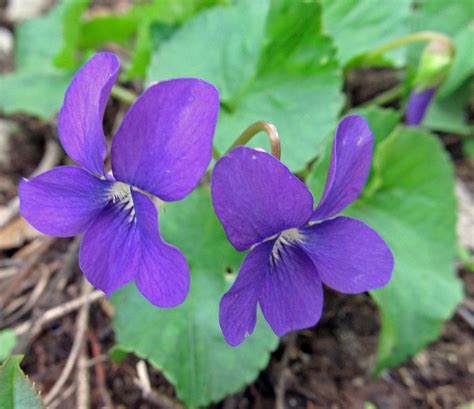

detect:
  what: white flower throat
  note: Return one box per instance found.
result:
[109,182,135,222]
[271,227,303,261]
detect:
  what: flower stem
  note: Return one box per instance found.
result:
[366,31,453,60]
[227,121,281,160]
[359,83,406,109]
[111,85,138,105]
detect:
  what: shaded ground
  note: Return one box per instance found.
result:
[0,2,473,408]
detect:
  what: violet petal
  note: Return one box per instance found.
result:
[312,115,373,221]
[79,190,189,307]
[300,216,393,294]
[58,52,119,176]
[405,87,436,126]
[111,79,219,201]
[133,190,190,307]
[219,240,272,347]
[259,242,323,337]
[19,166,112,237]
[211,146,314,251]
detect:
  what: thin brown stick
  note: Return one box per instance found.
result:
[275,332,297,409]
[45,236,81,298]
[44,279,93,405]
[13,289,103,337]
[3,293,30,316]
[88,330,113,408]
[77,346,91,409]
[0,236,55,308]
[4,262,55,325]
[457,305,474,328]
[48,383,76,409]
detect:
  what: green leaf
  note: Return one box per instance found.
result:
[0,356,44,409]
[321,0,411,67]
[350,128,463,372]
[0,330,17,363]
[352,106,401,146]
[0,0,83,119]
[439,25,474,98]
[424,82,472,137]
[148,0,343,171]
[123,22,178,80]
[148,0,268,101]
[0,71,71,119]
[79,14,138,48]
[108,345,128,363]
[79,0,223,79]
[111,188,278,408]
[53,0,90,69]
[463,138,474,158]
[14,0,74,71]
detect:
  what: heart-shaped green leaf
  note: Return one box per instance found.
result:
[147,0,343,171]
[0,356,44,409]
[111,188,278,408]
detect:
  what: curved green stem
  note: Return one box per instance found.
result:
[227,121,281,159]
[367,31,454,60]
[358,84,406,109]
[111,85,138,105]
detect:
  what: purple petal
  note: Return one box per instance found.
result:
[211,147,314,251]
[219,240,272,347]
[405,87,436,126]
[300,216,393,294]
[133,190,190,307]
[312,115,373,221]
[111,78,219,201]
[58,52,119,175]
[79,190,189,307]
[259,242,323,337]
[19,166,111,237]
[79,195,139,296]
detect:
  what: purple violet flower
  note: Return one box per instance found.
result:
[211,115,394,346]
[405,87,436,126]
[19,52,219,307]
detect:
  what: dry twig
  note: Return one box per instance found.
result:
[275,332,297,409]
[13,289,103,337]
[77,346,91,409]
[457,305,474,328]
[134,360,185,409]
[44,279,93,406]
[88,329,113,408]
[48,384,76,409]
[4,262,56,325]
[0,236,55,308]
[41,236,81,303]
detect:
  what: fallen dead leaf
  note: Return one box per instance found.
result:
[0,215,42,249]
